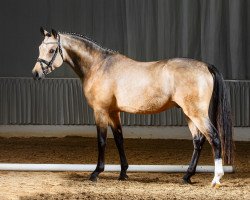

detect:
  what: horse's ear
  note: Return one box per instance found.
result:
[51,29,58,39]
[40,27,45,36]
[40,27,51,37]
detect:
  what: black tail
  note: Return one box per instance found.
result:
[208,65,234,165]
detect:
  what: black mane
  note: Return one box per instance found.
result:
[59,32,117,54]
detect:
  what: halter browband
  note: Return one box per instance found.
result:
[37,34,63,75]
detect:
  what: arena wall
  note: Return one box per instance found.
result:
[0,78,249,141]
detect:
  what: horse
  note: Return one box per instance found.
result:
[32,27,233,187]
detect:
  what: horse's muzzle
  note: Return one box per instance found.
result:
[32,70,43,80]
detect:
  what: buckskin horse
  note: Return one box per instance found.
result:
[32,28,233,187]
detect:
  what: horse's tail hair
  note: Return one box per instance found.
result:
[207,64,234,165]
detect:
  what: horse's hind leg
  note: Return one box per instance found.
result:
[109,112,129,180]
[183,117,206,184]
[187,115,224,187]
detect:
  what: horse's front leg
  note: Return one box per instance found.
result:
[110,112,129,180]
[89,110,108,182]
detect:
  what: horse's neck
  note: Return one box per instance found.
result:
[61,34,103,78]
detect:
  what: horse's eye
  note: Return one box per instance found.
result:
[49,49,55,54]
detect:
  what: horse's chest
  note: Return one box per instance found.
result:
[83,78,114,109]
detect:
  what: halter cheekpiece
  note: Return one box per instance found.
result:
[37,34,63,75]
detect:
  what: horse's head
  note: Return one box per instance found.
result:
[32,27,64,80]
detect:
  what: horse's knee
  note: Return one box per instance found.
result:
[96,126,107,146]
[99,140,106,148]
[193,137,203,150]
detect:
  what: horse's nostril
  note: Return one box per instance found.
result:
[32,71,39,80]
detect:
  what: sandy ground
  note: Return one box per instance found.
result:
[0,137,249,200]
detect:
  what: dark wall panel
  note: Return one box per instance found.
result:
[0,78,249,127]
[0,0,249,79]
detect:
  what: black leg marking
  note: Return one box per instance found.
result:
[183,134,205,184]
[208,123,222,160]
[90,126,107,182]
[111,125,129,180]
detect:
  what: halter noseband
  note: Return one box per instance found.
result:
[37,34,63,75]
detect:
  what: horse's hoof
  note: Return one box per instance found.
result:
[89,175,98,182]
[182,178,192,184]
[118,174,129,181]
[211,182,221,188]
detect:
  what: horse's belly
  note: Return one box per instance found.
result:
[114,67,174,114]
[116,93,172,114]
